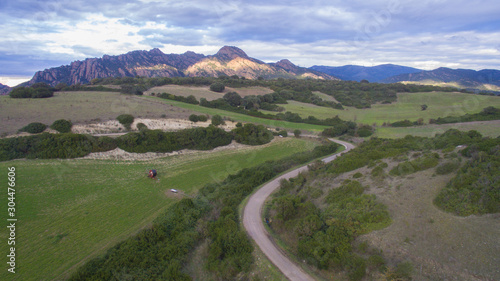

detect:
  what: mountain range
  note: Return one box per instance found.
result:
[309,64,422,82]
[25,46,335,87]
[6,46,500,93]
[382,67,500,90]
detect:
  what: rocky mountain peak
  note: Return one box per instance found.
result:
[214,46,249,61]
[275,59,298,71]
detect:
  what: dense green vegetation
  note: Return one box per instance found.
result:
[116,114,135,130]
[232,123,274,145]
[435,138,500,216]
[269,175,390,280]
[70,141,341,280]
[118,126,233,153]
[19,122,47,134]
[9,82,55,98]
[0,126,233,161]
[50,119,73,133]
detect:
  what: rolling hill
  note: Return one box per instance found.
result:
[0,83,9,95]
[309,64,422,82]
[25,46,336,87]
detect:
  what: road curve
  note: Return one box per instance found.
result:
[242,139,354,281]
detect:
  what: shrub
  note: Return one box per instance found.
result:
[232,123,273,145]
[197,115,208,122]
[50,119,72,133]
[293,129,301,138]
[210,82,225,92]
[116,114,134,130]
[189,114,199,122]
[20,122,47,134]
[10,83,54,99]
[211,115,225,126]
[136,123,148,131]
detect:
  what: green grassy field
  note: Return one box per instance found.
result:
[0,137,320,281]
[375,120,500,138]
[0,91,196,136]
[276,92,500,125]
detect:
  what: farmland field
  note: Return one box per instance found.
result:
[0,137,320,281]
[0,91,196,136]
[275,92,500,125]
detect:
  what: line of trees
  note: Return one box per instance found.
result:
[1,123,277,161]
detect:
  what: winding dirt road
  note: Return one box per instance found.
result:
[242,139,355,281]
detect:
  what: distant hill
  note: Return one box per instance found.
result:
[309,64,422,82]
[0,83,10,95]
[25,46,337,86]
[382,67,500,90]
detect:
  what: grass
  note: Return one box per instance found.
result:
[147,96,330,132]
[0,91,196,135]
[0,137,320,281]
[375,120,500,138]
[274,92,500,125]
[145,85,273,101]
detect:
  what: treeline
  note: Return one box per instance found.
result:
[0,124,277,161]
[70,141,341,280]
[9,82,56,98]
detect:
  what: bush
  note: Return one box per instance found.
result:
[10,83,54,99]
[20,122,47,134]
[50,119,72,133]
[232,123,273,145]
[293,129,301,138]
[136,123,148,131]
[189,114,199,122]
[210,82,225,92]
[211,115,225,126]
[116,114,134,130]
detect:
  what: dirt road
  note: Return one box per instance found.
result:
[242,139,354,281]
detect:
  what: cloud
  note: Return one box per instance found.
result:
[1,0,500,77]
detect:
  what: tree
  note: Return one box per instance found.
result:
[50,119,73,133]
[211,115,225,126]
[189,114,199,122]
[223,91,242,107]
[210,82,225,93]
[293,129,302,138]
[19,122,47,134]
[117,114,134,130]
[421,104,428,111]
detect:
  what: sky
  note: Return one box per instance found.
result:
[1,0,500,86]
